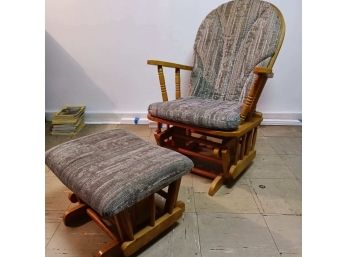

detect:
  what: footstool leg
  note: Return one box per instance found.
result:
[86,208,125,257]
[164,179,181,213]
[63,192,90,226]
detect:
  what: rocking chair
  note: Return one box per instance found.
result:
[147,0,285,196]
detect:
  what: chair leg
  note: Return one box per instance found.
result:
[222,127,258,181]
[154,126,175,146]
[172,127,187,147]
[229,150,256,179]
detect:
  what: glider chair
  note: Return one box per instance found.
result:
[147,0,285,196]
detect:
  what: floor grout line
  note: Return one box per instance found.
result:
[259,136,302,138]
[246,178,299,180]
[257,153,302,156]
[192,180,203,257]
[195,211,203,257]
[262,214,282,255]
[247,179,264,215]
[193,211,302,215]
[46,221,62,248]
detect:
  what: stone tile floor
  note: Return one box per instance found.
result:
[45,124,302,257]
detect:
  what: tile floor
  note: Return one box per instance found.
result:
[45,124,302,257]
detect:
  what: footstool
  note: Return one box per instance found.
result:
[45,129,193,257]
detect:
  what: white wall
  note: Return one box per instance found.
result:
[46,0,301,124]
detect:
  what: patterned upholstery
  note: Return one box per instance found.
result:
[149,0,282,130]
[149,96,241,130]
[190,0,281,102]
[45,129,193,217]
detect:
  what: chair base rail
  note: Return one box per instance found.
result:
[230,150,256,179]
[150,114,262,195]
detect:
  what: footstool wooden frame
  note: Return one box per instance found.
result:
[64,181,184,257]
[45,129,193,257]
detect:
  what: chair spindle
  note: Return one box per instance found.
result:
[157,65,168,102]
[175,68,181,99]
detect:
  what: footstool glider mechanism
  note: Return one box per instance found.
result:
[46,129,193,257]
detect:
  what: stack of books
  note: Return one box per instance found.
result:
[51,106,86,135]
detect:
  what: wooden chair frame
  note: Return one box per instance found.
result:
[147,4,285,196]
[63,179,184,257]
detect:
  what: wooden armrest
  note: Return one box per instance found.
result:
[147,60,193,71]
[240,68,273,121]
[254,67,273,78]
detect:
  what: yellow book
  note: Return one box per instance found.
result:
[55,106,85,117]
[50,121,85,136]
[52,114,85,125]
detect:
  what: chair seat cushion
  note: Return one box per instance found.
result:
[148,96,241,130]
[45,129,193,217]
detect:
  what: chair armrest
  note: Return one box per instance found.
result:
[254,67,273,78]
[147,60,193,71]
[147,60,193,101]
[240,67,273,121]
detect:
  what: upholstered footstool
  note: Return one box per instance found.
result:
[45,129,193,257]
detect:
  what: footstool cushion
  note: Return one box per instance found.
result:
[45,129,193,217]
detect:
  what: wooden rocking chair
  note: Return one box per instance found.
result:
[147,0,285,196]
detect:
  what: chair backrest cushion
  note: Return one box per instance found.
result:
[190,0,282,103]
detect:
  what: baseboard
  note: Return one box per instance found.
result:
[45,111,302,126]
[45,111,149,125]
[262,112,302,126]
[261,119,301,126]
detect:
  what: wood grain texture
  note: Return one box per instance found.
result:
[148,60,193,70]
[157,65,168,102]
[175,68,181,99]
[164,179,181,214]
[149,113,263,195]
[208,175,224,196]
[122,204,184,257]
[148,112,262,137]
[60,179,186,257]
